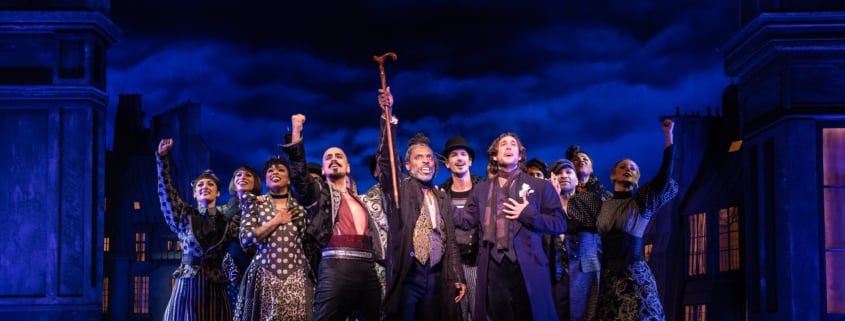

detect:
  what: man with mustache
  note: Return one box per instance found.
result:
[453,131,567,321]
[377,87,466,321]
[281,114,387,321]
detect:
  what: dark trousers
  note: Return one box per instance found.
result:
[314,258,382,321]
[553,278,570,321]
[486,257,532,321]
[397,259,443,321]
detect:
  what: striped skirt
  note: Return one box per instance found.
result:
[163,277,232,321]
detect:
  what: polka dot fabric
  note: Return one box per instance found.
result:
[156,154,238,283]
[238,192,309,279]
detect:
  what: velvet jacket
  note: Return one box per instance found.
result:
[454,170,567,321]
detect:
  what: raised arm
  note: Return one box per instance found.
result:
[376,87,404,212]
[280,114,323,208]
[635,119,679,216]
[155,138,192,233]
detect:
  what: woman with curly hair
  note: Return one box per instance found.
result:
[234,155,314,321]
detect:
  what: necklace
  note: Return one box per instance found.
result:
[270,193,288,199]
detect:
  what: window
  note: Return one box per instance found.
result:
[102,277,109,314]
[823,128,845,314]
[135,233,146,262]
[133,276,149,314]
[644,243,653,262]
[133,201,141,210]
[103,237,110,252]
[719,207,741,271]
[684,304,707,321]
[688,212,707,276]
[167,239,183,252]
[729,140,743,152]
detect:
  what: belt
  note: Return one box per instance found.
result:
[181,255,221,267]
[322,248,374,261]
[181,255,203,265]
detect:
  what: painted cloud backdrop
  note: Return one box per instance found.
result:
[107,1,739,192]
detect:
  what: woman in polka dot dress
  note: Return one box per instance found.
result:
[234,155,314,321]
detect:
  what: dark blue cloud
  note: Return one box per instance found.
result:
[107,1,739,194]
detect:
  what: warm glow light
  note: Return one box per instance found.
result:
[133,276,149,314]
[688,212,707,276]
[719,207,741,272]
[135,233,146,262]
[823,128,845,313]
[102,277,109,313]
[728,140,743,152]
[684,304,707,321]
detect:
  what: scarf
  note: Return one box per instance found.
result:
[482,168,521,262]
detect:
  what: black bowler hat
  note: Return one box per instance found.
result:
[441,136,475,160]
[306,162,322,176]
[526,158,549,177]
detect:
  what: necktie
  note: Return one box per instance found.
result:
[413,190,433,264]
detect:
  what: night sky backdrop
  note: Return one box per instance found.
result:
[106,1,740,195]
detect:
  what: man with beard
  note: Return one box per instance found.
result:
[377,87,466,321]
[281,114,386,321]
[453,131,567,321]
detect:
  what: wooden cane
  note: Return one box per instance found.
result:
[373,52,399,208]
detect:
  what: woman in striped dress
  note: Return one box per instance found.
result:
[156,138,239,321]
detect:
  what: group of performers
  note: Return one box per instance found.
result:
[154,86,679,321]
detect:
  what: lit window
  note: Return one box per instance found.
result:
[168,239,183,251]
[823,128,845,313]
[728,140,743,152]
[719,207,741,271]
[687,212,707,276]
[103,237,110,252]
[133,201,141,210]
[102,277,109,314]
[684,304,707,321]
[135,233,146,262]
[644,243,653,262]
[133,276,149,314]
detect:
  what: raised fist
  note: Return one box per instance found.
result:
[158,138,174,156]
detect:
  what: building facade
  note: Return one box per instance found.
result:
[103,94,212,320]
[0,2,119,320]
